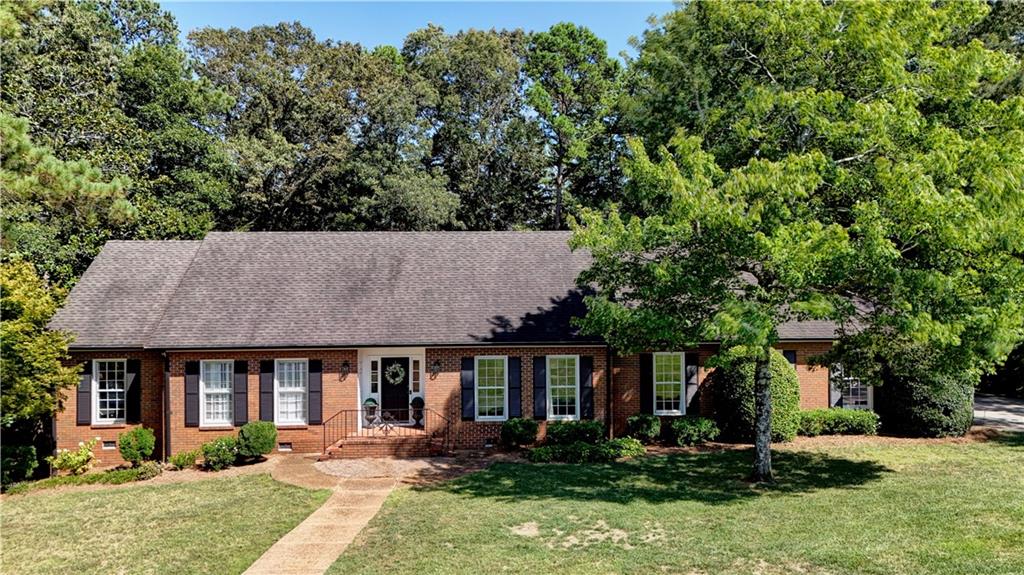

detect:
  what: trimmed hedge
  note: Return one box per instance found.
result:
[545,420,604,445]
[201,436,237,471]
[667,417,719,446]
[709,349,801,443]
[118,427,156,467]
[500,418,539,448]
[875,369,975,438]
[626,414,661,444]
[527,437,646,463]
[798,409,879,436]
[237,421,277,459]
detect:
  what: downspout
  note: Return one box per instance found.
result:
[605,345,614,439]
[162,353,171,462]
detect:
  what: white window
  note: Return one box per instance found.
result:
[93,359,127,424]
[475,356,508,421]
[275,359,308,425]
[200,360,234,426]
[547,355,579,421]
[370,360,379,395]
[832,364,873,410]
[654,353,685,415]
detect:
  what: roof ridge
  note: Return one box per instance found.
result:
[141,238,206,347]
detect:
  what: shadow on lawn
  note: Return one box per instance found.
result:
[427,449,892,505]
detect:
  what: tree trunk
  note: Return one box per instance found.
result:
[553,161,564,229]
[751,349,774,483]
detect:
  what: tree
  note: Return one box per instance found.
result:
[0,261,79,432]
[575,0,1024,481]
[526,23,621,228]
[1,114,135,286]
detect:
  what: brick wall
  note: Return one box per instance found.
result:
[425,347,608,449]
[57,351,165,467]
[166,350,359,455]
[610,342,833,437]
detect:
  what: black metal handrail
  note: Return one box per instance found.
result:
[322,406,454,455]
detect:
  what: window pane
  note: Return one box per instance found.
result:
[476,357,506,419]
[276,360,308,424]
[202,361,233,425]
[654,354,683,413]
[411,359,420,393]
[95,360,126,421]
[548,356,577,418]
[370,360,379,393]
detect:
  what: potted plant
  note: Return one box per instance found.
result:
[362,397,379,426]
[410,396,425,426]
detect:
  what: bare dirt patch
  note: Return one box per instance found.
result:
[509,521,540,537]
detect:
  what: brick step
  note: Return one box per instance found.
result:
[320,436,447,459]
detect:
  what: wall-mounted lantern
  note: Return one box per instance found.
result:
[340,360,351,380]
[429,359,442,379]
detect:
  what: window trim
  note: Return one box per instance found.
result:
[274,358,309,426]
[199,359,234,427]
[474,355,509,422]
[92,358,128,425]
[653,352,686,416]
[546,354,580,421]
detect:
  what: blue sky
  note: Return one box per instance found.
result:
[163,1,673,59]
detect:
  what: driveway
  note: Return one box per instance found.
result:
[974,394,1024,431]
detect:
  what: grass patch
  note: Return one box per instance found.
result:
[330,433,1024,575]
[1,473,329,575]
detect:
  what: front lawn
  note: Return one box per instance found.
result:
[331,434,1024,575]
[1,474,329,575]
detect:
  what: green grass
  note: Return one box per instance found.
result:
[4,464,159,495]
[330,434,1024,575]
[1,473,330,575]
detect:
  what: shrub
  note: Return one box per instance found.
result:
[545,420,604,445]
[875,368,975,438]
[47,439,97,475]
[500,418,539,448]
[168,449,199,470]
[527,445,556,463]
[201,436,237,471]
[709,349,800,443]
[134,460,163,481]
[626,414,661,444]
[1,445,38,486]
[798,409,879,436]
[667,417,719,446]
[598,437,646,460]
[237,421,277,459]
[5,462,163,495]
[560,441,594,463]
[118,427,156,467]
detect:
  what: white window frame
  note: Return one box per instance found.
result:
[92,358,127,425]
[274,358,309,426]
[200,359,234,427]
[832,364,874,411]
[474,355,509,422]
[546,355,580,421]
[653,352,686,416]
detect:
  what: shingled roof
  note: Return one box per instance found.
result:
[50,232,839,349]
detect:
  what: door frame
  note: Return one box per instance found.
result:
[358,347,425,429]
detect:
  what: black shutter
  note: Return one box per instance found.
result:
[783,350,797,367]
[308,359,323,425]
[76,362,92,425]
[580,356,594,420]
[639,353,654,415]
[125,359,142,424]
[460,357,475,421]
[532,356,547,420]
[508,357,522,418]
[685,352,700,412]
[184,361,200,427]
[233,360,248,426]
[259,360,274,422]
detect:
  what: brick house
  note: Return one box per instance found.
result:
[49,232,866,465]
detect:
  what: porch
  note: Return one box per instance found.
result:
[320,407,455,459]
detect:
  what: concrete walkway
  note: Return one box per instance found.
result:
[242,456,396,575]
[974,393,1024,431]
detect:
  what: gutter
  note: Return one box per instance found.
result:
[606,346,614,439]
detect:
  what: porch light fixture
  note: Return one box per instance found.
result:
[340,360,351,379]
[429,359,442,378]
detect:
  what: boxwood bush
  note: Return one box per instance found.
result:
[599,437,646,460]
[118,427,156,467]
[667,417,719,446]
[875,368,975,437]
[625,414,661,444]
[201,436,237,471]
[709,349,800,443]
[237,421,277,459]
[168,449,199,470]
[527,437,645,463]
[798,409,879,436]
[545,420,604,445]
[500,418,539,448]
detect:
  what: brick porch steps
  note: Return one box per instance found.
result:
[320,435,448,459]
